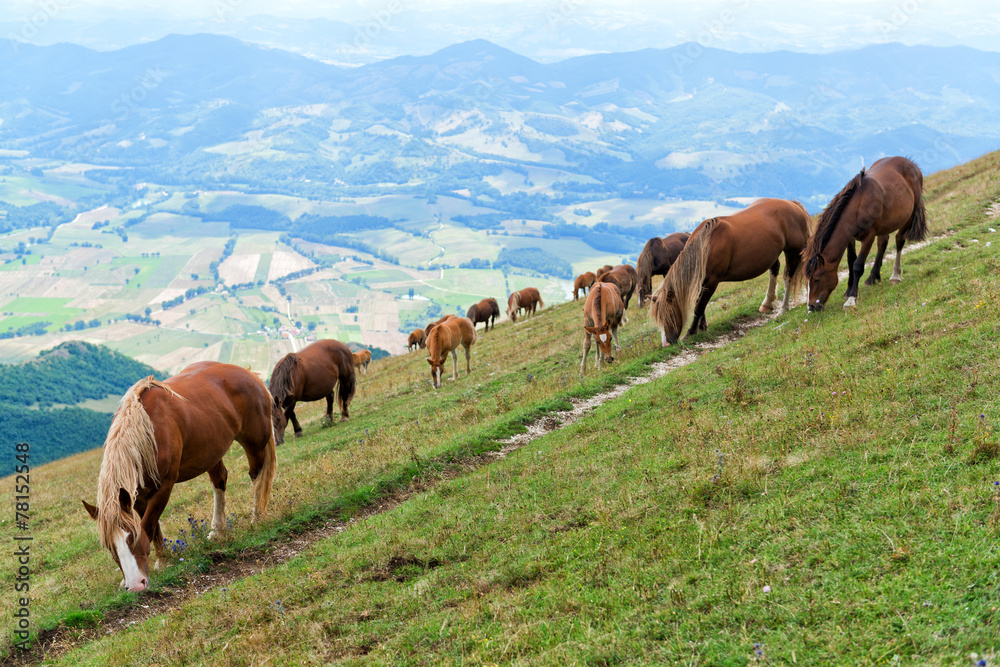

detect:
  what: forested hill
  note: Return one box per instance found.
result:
[1,341,163,466]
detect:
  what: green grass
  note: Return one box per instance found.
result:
[3,152,1000,664]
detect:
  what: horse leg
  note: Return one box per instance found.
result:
[844,241,857,299]
[286,405,303,438]
[780,248,803,313]
[889,232,905,284]
[865,235,889,286]
[133,498,167,571]
[760,260,780,313]
[207,460,229,539]
[845,234,877,308]
[688,284,716,336]
[612,323,621,351]
[580,331,591,375]
[323,393,334,424]
[136,480,176,584]
[451,348,459,381]
[464,343,472,375]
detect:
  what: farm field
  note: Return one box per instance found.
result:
[2,151,998,665]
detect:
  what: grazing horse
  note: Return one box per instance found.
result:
[424,314,456,340]
[573,272,597,300]
[581,282,625,374]
[426,316,477,388]
[637,232,690,305]
[595,265,614,280]
[804,156,927,311]
[597,264,638,310]
[82,362,277,592]
[466,298,500,332]
[268,339,356,444]
[408,328,426,351]
[507,287,544,323]
[650,198,810,346]
[352,349,372,374]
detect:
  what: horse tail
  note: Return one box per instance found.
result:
[905,189,928,242]
[804,169,865,275]
[96,376,172,549]
[650,219,716,343]
[787,200,811,300]
[636,238,655,302]
[251,379,278,519]
[338,361,357,417]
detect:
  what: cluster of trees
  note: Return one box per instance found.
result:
[2,407,113,467]
[64,320,102,331]
[0,201,75,235]
[163,285,210,310]
[0,321,51,339]
[124,313,160,326]
[493,247,572,279]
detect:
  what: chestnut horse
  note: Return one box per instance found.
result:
[650,198,810,346]
[424,314,456,340]
[595,265,614,280]
[426,316,477,388]
[466,298,500,332]
[352,349,372,374]
[637,232,690,305]
[581,282,625,374]
[268,339,356,444]
[507,287,544,323]
[82,362,277,591]
[573,272,596,300]
[407,328,426,351]
[597,264,638,310]
[804,156,927,311]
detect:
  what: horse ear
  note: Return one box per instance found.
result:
[426,358,434,366]
[118,488,133,514]
[82,500,99,520]
[584,326,599,334]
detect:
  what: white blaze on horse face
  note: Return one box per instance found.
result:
[114,530,147,592]
[661,330,668,348]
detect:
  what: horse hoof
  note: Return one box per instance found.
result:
[844,297,857,308]
[207,531,219,541]
[889,277,902,285]
[339,416,349,422]
[293,431,303,438]
[759,305,774,313]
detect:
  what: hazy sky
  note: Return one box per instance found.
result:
[2,0,998,59]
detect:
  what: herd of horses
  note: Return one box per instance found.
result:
[84,156,927,592]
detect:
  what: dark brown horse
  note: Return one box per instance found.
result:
[597,264,638,310]
[804,156,927,311]
[650,198,810,346]
[426,316,477,388]
[637,232,690,305]
[581,282,624,374]
[268,339,356,444]
[82,362,277,591]
[407,328,425,351]
[595,265,614,280]
[507,287,544,323]
[573,272,597,300]
[466,298,500,331]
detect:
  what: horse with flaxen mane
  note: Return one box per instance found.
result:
[352,349,372,374]
[650,198,810,346]
[573,272,597,301]
[506,287,543,323]
[803,156,927,311]
[407,328,425,351]
[82,362,277,592]
[466,298,500,332]
[597,264,638,310]
[426,316,477,389]
[268,338,356,444]
[581,281,624,374]
[637,232,690,305]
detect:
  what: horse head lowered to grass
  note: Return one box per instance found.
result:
[803,156,927,311]
[82,362,277,592]
[581,281,624,374]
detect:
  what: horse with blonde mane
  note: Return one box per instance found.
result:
[426,316,477,388]
[581,282,624,374]
[636,232,690,305]
[352,349,372,374]
[407,328,426,351]
[506,287,543,323]
[573,272,596,301]
[650,198,810,346]
[268,339,356,443]
[803,156,927,311]
[82,362,277,592]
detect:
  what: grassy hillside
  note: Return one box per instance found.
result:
[3,151,999,665]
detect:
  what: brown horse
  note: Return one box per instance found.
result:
[637,232,690,305]
[581,282,625,374]
[804,156,927,311]
[424,314,456,340]
[597,264,638,310]
[268,339,356,444]
[426,316,477,388]
[82,362,277,591]
[466,298,500,332]
[407,328,426,351]
[650,198,810,346]
[352,349,372,374]
[507,287,544,323]
[573,272,597,300]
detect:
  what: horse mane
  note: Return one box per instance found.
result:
[268,354,300,403]
[509,291,521,312]
[96,376,177,550]
[636,238,658,292]
[592,282,603,325]
[804,169,865,275]
[649,219,716,341]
